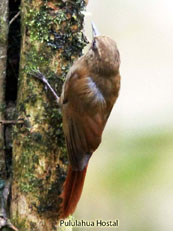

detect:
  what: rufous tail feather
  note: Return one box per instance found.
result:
[60,165,88,219]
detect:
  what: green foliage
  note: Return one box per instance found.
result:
[100,131,173,195]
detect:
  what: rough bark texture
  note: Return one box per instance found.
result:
[0,1,10,230]
[11,0,87,230]
[0,0,8,180]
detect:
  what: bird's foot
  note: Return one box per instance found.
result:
[29,69,47,83]
[29,69,60,104]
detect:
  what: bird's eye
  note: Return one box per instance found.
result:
[92,39,97,51]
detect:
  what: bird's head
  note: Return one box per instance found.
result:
[86,23,120,76]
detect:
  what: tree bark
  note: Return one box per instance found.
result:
[0,0,8,180]
[0,1,12,230]
[11,0,87,230]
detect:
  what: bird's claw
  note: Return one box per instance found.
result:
[29,69,47,83]
[29,69,60,104]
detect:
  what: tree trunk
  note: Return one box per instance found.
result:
[11,0,87,230]
[0,0,8,180]
[0,1,11,230]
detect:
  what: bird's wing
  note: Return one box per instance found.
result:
[61,74,108,170]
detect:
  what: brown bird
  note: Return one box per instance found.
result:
[31,23,121,219]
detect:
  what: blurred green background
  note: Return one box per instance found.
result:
[74,0,173,230]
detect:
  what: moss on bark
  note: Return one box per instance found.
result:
[12,0,88,230]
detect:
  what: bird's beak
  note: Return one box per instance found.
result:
[92,22,100,38]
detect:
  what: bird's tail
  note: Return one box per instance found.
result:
[60,165,88,219]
